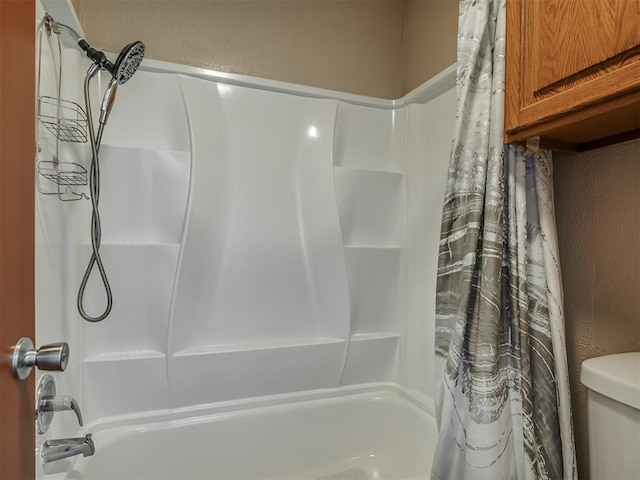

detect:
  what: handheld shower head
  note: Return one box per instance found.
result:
[111,41,145,85]
[79,39,145,85]
[95,42,146,126]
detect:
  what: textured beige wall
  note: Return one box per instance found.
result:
[402,0,457,93]
[74,0,459,98]
[554,139,640,480]
[77,0,404,99]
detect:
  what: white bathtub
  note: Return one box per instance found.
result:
[47,388,437,480]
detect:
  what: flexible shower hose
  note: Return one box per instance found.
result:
[77,73,113,322]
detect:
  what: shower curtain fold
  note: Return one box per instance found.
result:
[432,1,577,479]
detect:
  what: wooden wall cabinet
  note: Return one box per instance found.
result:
[505,0,640,151]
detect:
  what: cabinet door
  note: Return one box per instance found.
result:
[505,0,640,149]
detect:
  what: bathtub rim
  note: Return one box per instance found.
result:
[40,384,438,480]
[77,382,435,435]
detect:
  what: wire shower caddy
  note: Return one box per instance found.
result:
[38,95,88,143]
[36,15,89,201]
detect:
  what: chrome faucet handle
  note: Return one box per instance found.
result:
[40,394,84,425]
[36,375,84,434]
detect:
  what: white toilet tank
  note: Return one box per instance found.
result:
[581,352,640,480]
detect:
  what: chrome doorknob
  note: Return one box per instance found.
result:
[11,337,69,380]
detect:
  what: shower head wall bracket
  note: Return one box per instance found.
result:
[43,13,146,85]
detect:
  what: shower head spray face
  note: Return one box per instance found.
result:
[112,41,145,85]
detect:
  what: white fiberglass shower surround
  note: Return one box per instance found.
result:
[36,2,456,479]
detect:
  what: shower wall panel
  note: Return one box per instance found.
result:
[168,76,351,407]
[35,28,453,424]
[403,87,456,399]
[77,72,191,420]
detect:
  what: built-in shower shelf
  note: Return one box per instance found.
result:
[80,241,181,248]
[173,337,345,357]
[350,332,399,342]
[344,245,402,251]
[334,166,403,175]
[84,351,166,363]
[333,166,403,179]
[98,143,190,156]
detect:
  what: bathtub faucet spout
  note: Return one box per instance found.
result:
[41,434,95,464]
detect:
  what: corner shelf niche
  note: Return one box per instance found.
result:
[78,242,180,358]
[341,333,400,385]
[81,351,169,422]
[334,167,403,247]
[344,246,401,334]
[340,245,402,386]
[333,108,405,385]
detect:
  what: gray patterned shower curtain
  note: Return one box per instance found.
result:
[432,1,577,479]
